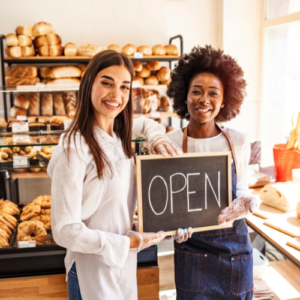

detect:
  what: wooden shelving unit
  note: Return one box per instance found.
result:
[11,171,49,180]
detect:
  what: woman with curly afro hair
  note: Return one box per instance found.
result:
[167,45,257,300]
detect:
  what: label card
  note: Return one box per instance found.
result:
[18,241,36,248]
[64,119,73,130]
[33,146,42,151]
[134,52,143,59]
[13,155,28,167]
[16,115,27,121]
[12,122,29,133]
[13,134,30,143]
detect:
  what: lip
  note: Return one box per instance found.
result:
[195,107,213,114]
[102,100,121,111]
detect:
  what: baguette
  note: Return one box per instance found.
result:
[21,47,36,57]
[47,66,82,79]
[46,34,61,45]
[41,94,53,116]
[49,45,63,56]
[28,93,40,116]
[10,107,26,117]
[53,93,66,115]
[15,26,32,37]
[32,22,55,38]
[18,35,32,47]
[8,46,21,58]
[63,91,76,113]
[14,94,30,110]
[47,78,81,85]
[6,77,40,86]
[5,34,18,47]
[5,66,37,78]
[33,36,48,48]
[64,43,76,56]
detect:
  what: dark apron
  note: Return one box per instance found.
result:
[175,126,253,300]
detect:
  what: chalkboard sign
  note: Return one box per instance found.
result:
[136,152,233,235]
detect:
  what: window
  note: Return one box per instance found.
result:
[266,0,300,19]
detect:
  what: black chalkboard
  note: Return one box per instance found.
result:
[136,152,232,235]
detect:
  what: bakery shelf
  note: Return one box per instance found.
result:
[11,171,49,180]
[0,162,47,171]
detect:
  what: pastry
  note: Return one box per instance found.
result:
[64,43,76,56]
[7,46,22,58]
[145,75,158,85]
[54,93,66,115]
[122,44,137,56]
[18,35,32,47]
[49,45,64,56]
[28,93,40,116]
[47,66,82,79]
[108,44,121,52]
[41,94,53,116]
[0,199,20,215]
[41,195,51,208]
[15,26,32,37]
[33,35,48,48]
[0,213,17,230]
[0,118,8,128]
[137,46,152,56]
[5,34,18,47]
[157,67,171,82]
[164,44,179,56]
[5,66,37,78]
[137,67,151,78]
[32,22,55,38]
[17,220,48,245]
[14,94,30,110]
[132,61,143,72]
[146,61,161,71]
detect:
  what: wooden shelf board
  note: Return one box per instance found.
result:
[11,171,49,180]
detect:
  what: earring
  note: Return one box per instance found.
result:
[221,104,224,108]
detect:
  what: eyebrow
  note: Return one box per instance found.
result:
[101,75,131,84]
[193,84,220,91]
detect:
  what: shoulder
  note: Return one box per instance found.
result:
[166,128,183,146]
[223,127,249,149]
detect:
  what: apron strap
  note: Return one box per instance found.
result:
[182,124,238,174]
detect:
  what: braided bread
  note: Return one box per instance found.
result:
[17,220,48,245]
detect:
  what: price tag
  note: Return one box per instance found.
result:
[18,241,36,248]
[13,134,30,143]
[150,111,161,118]
[33,146,42,151]
[134,52,143,59]
[64,119,73,130]
[12,122,29,133]
[13,155,28,167]
[16,115,27,121]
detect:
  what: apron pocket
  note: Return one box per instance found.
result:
[230,251,253,296]
[175,248,207,293]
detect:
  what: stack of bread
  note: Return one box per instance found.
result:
[5,66,40,87]
[141,88,171,114]
[38,146,55,161]
[120,44,178,57]
[10,92,39,117]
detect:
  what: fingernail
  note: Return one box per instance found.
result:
[185,229,187,233]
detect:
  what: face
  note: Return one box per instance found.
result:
[91,65,131,121]
[187,72,224,125]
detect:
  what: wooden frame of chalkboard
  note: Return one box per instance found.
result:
[136,152,233,236]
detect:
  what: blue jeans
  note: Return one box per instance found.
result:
[67,263,83,300]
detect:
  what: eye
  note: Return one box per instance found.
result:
[192,90,200,95]
[102,81,111,86]
[211,92,218,96]
[121,85,130,90]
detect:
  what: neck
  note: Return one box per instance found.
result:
[187,118,220,139]
[94,113,114,137]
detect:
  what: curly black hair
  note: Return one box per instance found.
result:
[167,45,247,122]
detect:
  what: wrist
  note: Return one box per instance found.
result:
[129,235,140,249]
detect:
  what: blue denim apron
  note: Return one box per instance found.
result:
[176,126,253,300]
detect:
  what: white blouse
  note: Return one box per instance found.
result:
[166,127,251,199]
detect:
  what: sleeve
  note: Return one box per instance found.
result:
[132,116,166,141]
[47,143,130,269]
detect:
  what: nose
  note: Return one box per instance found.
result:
[198,92,210,104]
[110,86,121,100]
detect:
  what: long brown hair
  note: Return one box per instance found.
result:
[64,50,134,179]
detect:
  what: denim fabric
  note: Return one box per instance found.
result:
[175,163,254,300]
[67,263,83,300]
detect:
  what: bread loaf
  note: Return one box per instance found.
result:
[164,45,179,56]
[68,109,76,119]
[160,78,171,85]
[47,78,80,85]
[78,64,87,77]
[16,26,32,37]
[18,35,32,47]
[76,44,106,57]
[33,36,48,48]
[108,44,121,52]
[53,93,66,115]
[37,45,49,56]
[6,34,18,46]
[41,94,53,116]
[46,34,61,45]
[64,43,76,56]
[50,116,69,126]
[32,22,54,38]
[137,67,151,78]
[145,75,158,85]
[157,67,171,82]
[122,44,136,56]
[132,61,143,72]
[8,46,22,58]
[63,92,76,113]
[15,94,30,109]
[39,67,50,78]
[133,76,144,86]
[29,93,40,116]
[21,47,35,57]
[6,77,40,86]
[137,46,152,56]
[47,66,82,79]
[146,61,161,71]
[49,45,63,56]
[160,96,171,111]
[10,107,26,117]
[5,66,37,78]
[152,45,166,56]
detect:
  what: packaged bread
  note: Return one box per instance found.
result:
[32,22,55,38]
[260,182,300,212]
[137,67,151,78]
[21,47,35,57]
[122,44,136,56]
[152,45,166,56]
[164,45,179,56]
[8,46,21,58]
[14,94,30,110]
[146,61,161,71]
[5,77,40,86]
[160,96,171,111]
[64,43,76,56]
[63,91,76,113]
[47,66,82,79]
[145,75,158,85]
[10,107,26,117]
[18,35,32,47]
[78,64,87,77]
[5,34,18,47]
[157,67,171,82]
[47,78,81,85]
[133,76,144,86]
[49,45,63,56]
[16,26,32,37]
[5,66,37,78]
[46,34,61,45]
[132,61,143,72]
[33,35,48,48]
[137,46,152,56]
[39,67,50,78]
[29,93,40,116]
[37,45,49,56]
[76,44,106,57]
[53,93,66,115]
[108,44,121,53]
[41,94,53,116]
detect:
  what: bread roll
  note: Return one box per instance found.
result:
[133,76,144,86]
[47,78,81,85]
[33,36,48,48]
[64,43,76,56]
[164,44,179,56]
[6,77,40,86]
[297,202,300,219]
[47,66,82,79]
[157,67,171,82]
[137,67,151,78]
[122,44,136,56]
[29,93,40,116]
[76,44,105,57]
[8,46,21,58]
[160,78,171,85]
[21,47,35,57]
[49,45,63,56]
[10,107,26,117]
[63,92,76,113]
[6,34,18,46]
[146,61,161,71]
[54,93,66,115]
[39,67,50,78]
[108,44,121,52]
[78,64,87,77]
[18,35,32,47]
[16,26,32,37]
[5,66,37,78]
[152,45,166,56]
[41,94,53,116]
[38,45,49,56]
[15,94,30,109]
[32,22,55,38]
[145,75,158,85]
[160,96,171,111]
[137,46,152,56]
[46,34,61,45]
[132,61,143,72]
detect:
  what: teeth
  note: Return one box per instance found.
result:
[104,102,119,107]
[198,109,209,112]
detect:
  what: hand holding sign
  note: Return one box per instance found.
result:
[127,230,166,251]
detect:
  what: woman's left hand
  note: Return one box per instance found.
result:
[217,196,258,224]
[149,136,183,157]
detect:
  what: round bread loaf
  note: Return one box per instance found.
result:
[6,34,18,47]
[32,22,55,38]
[108,44,121,53]
[122,44,137,55]
[146,61,161,71]
[145,75,158,85]
[132,61,143,72]
[164,45,179,56]
[64,43,76,56]
[160,78,171,85]
[157,67,171,82]
[137,46,152,56]
[137,67,151,78]
[152,45,166,56]
[133,76,144,86]
[160,96,171,111]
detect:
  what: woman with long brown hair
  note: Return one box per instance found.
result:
[48,50,180,300]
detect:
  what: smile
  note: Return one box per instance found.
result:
[195,107,212,113]
[103,101,120,108]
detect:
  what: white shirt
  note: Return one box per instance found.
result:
[166,127,251,198]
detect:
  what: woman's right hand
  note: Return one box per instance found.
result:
[127,231,166,251]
